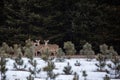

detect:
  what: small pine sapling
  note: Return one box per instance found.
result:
[73,72,79,80]
[104,75,110,80]
[29,59,41,77]
[0,57,8,80]
[108,46,118,60]
[43,61,55,72]
[56,48,65,62]
[95,54,106,71]
[82,70,87,80]
[43,61,56,79]
[26,75,34,80]
[41,48,50,62]
[24,39,35,57]
[80,42,95,61]
[64,41,76,57]
[47,71,58,80]
[100,44,109,59]
[63,62,73,75]
[107,56,120,78]
[14,53,25,70]
[74,60,80,66]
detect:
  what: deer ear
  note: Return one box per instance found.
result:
[47,40,49,42]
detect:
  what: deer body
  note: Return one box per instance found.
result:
[34,40,59,56]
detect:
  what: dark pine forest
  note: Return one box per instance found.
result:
[0,0,120,54]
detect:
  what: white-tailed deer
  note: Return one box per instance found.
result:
[34,40,59,56]
[34,40,40,46]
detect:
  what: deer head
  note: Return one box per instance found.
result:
[44,40,49,46]
[35,40,40,46]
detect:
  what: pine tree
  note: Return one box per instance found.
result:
[107,56,120,78]
[73,72,79,80]
[63,62,73,75]
[100,44,109,59]
[82,70,87,80]
[64,41,76,57]
[43,61,56,80]
[0,42,10,56]
[41,48,50,62]
[24,39,35,57]
[14,53,24,70]
[104,75,110,80]
[80,42,95,61]
[13,44,23,56]
[43,61,55,72]
[29,59,41,78]
[108,46,118,59]
[56,48,65,62]
[95,54,106,71]
[26,75,34,80]
[0,57,8,80]
[74,60,80,66]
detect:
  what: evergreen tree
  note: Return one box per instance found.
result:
[0,57,8,80]
[95,54,106,71]
[14,53,24,70]
[0,42,10,55]
[80,42,95,60]
[64,41,76,56]
[24,39,35,57]
[0,0,120,55]
[82,70,87,80]
[56,48,65,62]
[108,46,118,59]
[100,44,109,55]
[73,72,79,80]
[8,46,14,55]
[107,56,120,78]
[43,61,56,80]
[104,75,110,80]
[13,44,23,56]
[41,48,50,62]
[26,75,34,80]
[29,59,41,78]
[74,60,80,66]
[63,62,73,75]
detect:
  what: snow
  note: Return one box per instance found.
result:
[6,71,30,80]
[0,57,119,80]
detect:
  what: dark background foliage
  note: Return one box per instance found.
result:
[0,0,120,54]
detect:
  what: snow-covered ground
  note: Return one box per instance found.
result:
[0,57,120,80]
